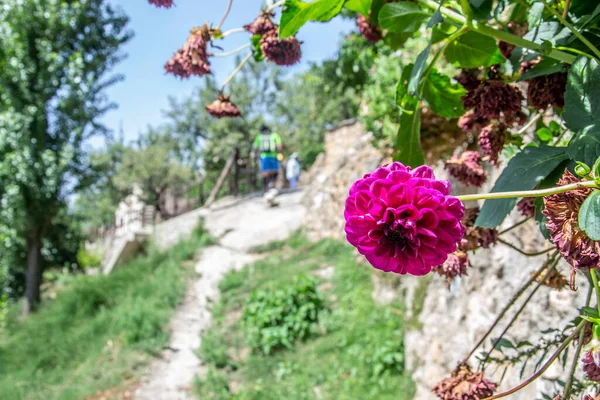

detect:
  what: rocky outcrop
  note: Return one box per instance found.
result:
[302,120,587,399]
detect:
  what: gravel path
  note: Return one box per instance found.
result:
[135,191,305,400]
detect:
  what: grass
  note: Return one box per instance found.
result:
[196,233,415,400]
[0,224,213,400]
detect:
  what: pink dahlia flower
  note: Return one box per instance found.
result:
[344,162,465,276]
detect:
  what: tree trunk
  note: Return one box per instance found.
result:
[23,228,43,315]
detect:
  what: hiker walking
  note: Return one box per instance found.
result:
[252,125,283,191]
[286,152,300,190]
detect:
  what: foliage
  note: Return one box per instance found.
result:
[242,276,324,354]
[196,236,414,399]
[0,0,130,312]
[76,247,103,270]
[0,224,212,400]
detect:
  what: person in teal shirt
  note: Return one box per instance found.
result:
[252,125,283,191]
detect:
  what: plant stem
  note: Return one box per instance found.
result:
[562,0,571,19]
[516,113,541,135]
[483,319,586,400]
[459,0,474,24]
[221,52,252,92]
[499,218,530,235]
[455,180,598,202]
[592,269,600,315]
[482,259,558,369]
[497,238,555,257]
[563,286,592,399]
[421,27,468,91]
[266,0,285,13]
[416,0,576,64]
[211,43,251,57]
[543,1,600,60]
[216,0,234,30]
[460,257,554,365]
[221,27,246,38]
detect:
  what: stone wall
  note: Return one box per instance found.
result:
[302,120,587,399]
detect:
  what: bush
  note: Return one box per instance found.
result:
[194,368,231,400]
[76,246,103,269]
[369,340,405,377]
[242,276,324,354]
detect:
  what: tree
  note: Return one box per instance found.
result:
[112,129,197,218]
[0,0,130,313]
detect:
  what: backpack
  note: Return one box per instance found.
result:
[259,133,276,153]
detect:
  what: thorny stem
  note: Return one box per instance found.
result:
[416,0,576,64]
[460,256,555,365]
[211,43,251,57]
[592,269,600,315]
[481,258,559,370]
[216,0,234,30]
[543,1,600,61]
[563,286,593,399]
[497,238,555,257]
[220,52,252,92]
[499,218,530,235]
[483,319,586,400]
[455,180,599,202]
[221,27,246,38]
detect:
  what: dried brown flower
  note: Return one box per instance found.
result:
[165,25,211,78]
[445,151,488,187]
[436,251,470,284]
[433,364,497,400]
[478,123,506,165]
[260,28,302,66]
[527,72,568,110]
[517,197,536,218]
[543,170,600,281]
[463,80,523,121]
[244,11,276,35]
[356,14,382,43]
[149,0,174,8]
[460,207,499,251]
[205,94,241,118]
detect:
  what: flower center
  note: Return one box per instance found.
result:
[385,228,409,248]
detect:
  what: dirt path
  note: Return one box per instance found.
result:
[135,191,305,400]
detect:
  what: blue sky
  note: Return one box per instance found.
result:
[99,0,355,144]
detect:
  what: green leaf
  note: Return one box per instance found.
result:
[384,32,412,49]
[251,34,265,62]
[445,31,506,68]
[378,2,430,33]
[422,69,466,117]
[475,146,569,228]
[549,121,561,133]
[518,58,567,81]
[395,64,413,107]
[469,0,493,21]
[527,2,545,28]
[523,21,571,47]
[393,95,424,167]
[568,125,600,166]
[493,337,515,350]
[408,40,431,95]
[280,0,346,38]
[581,306,600,319]
[579,190,600,240]
[563,56,600,132]
[370,0,385,25]
[344,0,372,16]
[536,127,553,143]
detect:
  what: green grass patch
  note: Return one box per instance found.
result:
[196,235,415,400]
[0,224,213,400]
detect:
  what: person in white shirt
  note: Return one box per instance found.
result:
[286,153,301,190]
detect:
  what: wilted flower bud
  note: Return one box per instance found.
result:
[149,0,174,8]
[583,338,600,383]
[244,11,276,35]
[445,151,488,187]
[436,251,470,284]
[532,266,568,290]
[517,197,535,218]
[433,364,497,400]
[460,207,499,251]
[463,80,523,121]
[455,69,481,91]
[165,25,211,78]
[543,170,600,287]
[458,110,488,132]
[260,28,302,66]
[478,124,506,165]
[205,94,241,118]
[498,22,528,59]
[356,14,382,43]
[527,72,568,110]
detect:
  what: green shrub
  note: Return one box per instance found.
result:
[194,368,232,400]
[76,246,103,269]
[242,276,324,354]
[369,340,405,377]
[199,330,234,369]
